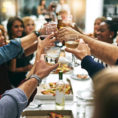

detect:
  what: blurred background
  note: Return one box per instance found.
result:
[0,0,118,33]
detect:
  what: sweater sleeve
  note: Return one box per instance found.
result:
[0,38,24,65]
[81,56,105,78]
[0,88,28,118]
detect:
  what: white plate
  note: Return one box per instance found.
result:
[77,89,94,101]
[71,74,90,81]
[35,83,73,100]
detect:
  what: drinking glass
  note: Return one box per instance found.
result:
[45,22,57,35]
[40,22,57,40]
[44,47,61,65]
[65,35,79,67]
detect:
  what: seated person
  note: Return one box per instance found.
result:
[57,27,118,65]
[93,66,118,118]
[56,0,70,15]
[37,0,47,16]
[88,17,106,38]
[0,36,58,118]
[22,16,35,35]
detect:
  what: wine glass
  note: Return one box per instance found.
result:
[65,35,79,67]
[44,46,61,65]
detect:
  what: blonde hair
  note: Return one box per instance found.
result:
[93,66,118,118]
[22,16,35,27]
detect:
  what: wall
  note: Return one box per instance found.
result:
[85,0,104,33]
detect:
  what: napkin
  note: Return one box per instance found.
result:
[58,56,70,64]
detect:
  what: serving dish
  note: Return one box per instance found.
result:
[35,81,73,100]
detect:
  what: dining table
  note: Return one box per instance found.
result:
[21,50,94,118]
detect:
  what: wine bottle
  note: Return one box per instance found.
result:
[55,71,65,110]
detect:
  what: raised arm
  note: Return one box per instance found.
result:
[0,35,58,118]
[58,27,118,65]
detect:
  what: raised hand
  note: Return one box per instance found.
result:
[65,40,91,60]
[57,27,80,42]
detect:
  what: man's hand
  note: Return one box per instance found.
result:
[27,36,58,79]
[65,41,91,60]
[57,27,80,42]
[34,55,58,79]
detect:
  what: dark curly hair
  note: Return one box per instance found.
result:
[7,16,25,39]
[105,20,118,39]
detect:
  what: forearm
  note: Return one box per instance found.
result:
[0,39,24,65]
[81,56,104,77]
[18,78,38,99]
[21,33,38,50]
[24,41,37,56]
[11,66,31,72]
[0,88,28,118]
[80,34,118,65]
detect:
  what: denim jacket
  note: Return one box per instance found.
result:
[0,38,24,65]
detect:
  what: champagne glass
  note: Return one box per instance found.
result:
[65,36,79,67]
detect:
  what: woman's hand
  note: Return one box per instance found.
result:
[65,40,91,60]
[38,33,56,51]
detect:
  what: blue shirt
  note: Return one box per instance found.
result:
[0,88,28,118]
[0,38,24,65]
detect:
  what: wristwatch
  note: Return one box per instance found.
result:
[33,31,40,37]
[29,74,42,85]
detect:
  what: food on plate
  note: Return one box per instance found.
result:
[41,89,56,96]
[54,63,72,73]
[77,74,88,79]
[48,112,65,118]
[41,82,71,96]
[65,84,71,94]
[49,82,56,88]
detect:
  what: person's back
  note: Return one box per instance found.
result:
[93,67,118,118]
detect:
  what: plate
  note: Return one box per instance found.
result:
[71,74,90,81]
[22,110,74,118]
[35,82,73,100]
[53,63,73,74]
[77,89,94,101]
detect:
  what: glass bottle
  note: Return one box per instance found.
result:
[55,71,65,110]
[57,15,65,29]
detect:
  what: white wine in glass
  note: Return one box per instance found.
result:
[45,47,60,65]
[65,40,79,67]
[65,41,78,49]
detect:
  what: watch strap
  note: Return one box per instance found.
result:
[33,31,40,37]
[29,74,42,85]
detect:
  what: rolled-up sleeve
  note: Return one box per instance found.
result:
[0,38,24,65]
[0,88,28,118]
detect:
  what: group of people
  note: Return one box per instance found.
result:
[0,16,37,96]
[0,1,118,118]
[37,0,71,22]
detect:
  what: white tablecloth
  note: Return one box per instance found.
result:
[22,65,94,118]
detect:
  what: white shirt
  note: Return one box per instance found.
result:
[56,4,70,14]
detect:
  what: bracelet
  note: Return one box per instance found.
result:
[33,31,40,37]
[29,74,42,85]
